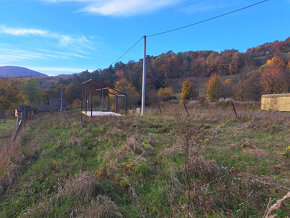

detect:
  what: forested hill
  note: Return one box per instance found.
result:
[0,66,47,78]
[40,37,289,103]
[112,37,289,79]
[116,37,289,81]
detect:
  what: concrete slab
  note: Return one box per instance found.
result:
[81,111,122,117]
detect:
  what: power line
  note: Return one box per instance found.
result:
[147,0,270,38]
[111,36,144,66]
[110,0,269,65]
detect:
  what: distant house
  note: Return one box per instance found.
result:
[17,104,34,120]
[49,98,67,111]
[17,104,50,116]
[32,105,51,112]
[16,98,67,117]
[17,104,33,112]
[261,93,290,112]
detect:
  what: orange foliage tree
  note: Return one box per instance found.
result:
[115,70,125,79]
[266,56,286,68]
[114,78,139,107]
[260,65,286,94]
[206,74,223,101]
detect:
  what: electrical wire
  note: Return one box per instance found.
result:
[147,0,270,38]
[111,36,144,66]
[110,0,270,65]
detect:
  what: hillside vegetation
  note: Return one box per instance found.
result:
[0,120,15,150]
[1,38,289,115]
[41,37,290,104]
[0,110,289,217]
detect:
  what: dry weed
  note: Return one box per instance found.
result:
[96,135,148,181]
[58,171,100,201]
[264,192,290,218]
[122,135,147,156]
[78,195,123,218]
[70,136,84,147]
[22,200,53,218]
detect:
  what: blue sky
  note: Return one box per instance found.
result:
[0,0,289,76]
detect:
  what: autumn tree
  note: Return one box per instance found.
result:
[0,78,23,120]
[260,64,286,94]
[223,79,233,98]
[206,74,223,101]
[266,56,286,68]
[115,78,139,107]
[242,71,262,100]
[206,52,218,76]
[115,69,125,79]
[229,52,242,75]
[235,85,244,101]
[181,79,197,101]
[22,78,42,104]
[287,61,290,92]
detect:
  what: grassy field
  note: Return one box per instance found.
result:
[0,120,15,148]
[0,110,289,217]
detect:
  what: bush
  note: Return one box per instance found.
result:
[157,87,174,101]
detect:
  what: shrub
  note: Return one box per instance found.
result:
[157,87,173,101]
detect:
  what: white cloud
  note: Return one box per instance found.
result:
[181,0,232,14]
[43,0,183,16]
[35,48,88,59]
[0,46,90,66]
[0,48,58,62]
[44,0,97,2]
[0,26,47,36]
[0,25,109,74]
[0,25,97,53]
[0,46,93,75]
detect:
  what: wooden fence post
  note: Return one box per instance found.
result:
[183,102,189,116]
[231,101,238,119]
[158,103,162,114]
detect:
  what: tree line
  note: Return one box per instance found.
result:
[1,37,289,114]
[0,78,43,119]
[44,37,289,104]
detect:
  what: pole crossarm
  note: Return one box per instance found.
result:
[108,95,126,97]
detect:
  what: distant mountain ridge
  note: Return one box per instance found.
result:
[0,66,47,78]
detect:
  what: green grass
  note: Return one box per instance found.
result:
[0,119,15,148]
[0,112,289,217]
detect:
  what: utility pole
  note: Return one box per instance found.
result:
[60,85,63,112]
[141,35,146,115]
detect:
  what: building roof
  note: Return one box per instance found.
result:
[261,93,290,98]
[49,98,67,106]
